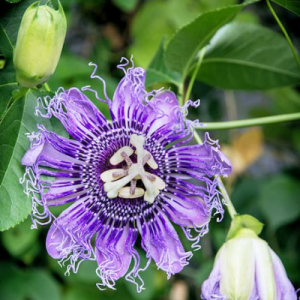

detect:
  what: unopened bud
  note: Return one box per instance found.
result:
[13,1,67,88]
[202,217,297,300]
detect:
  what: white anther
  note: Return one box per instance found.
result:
[118,187,145,199]
[110,146,133,165]
[136,150,158,169]
[145,172,166,190]
[130,179,137,195]
[100,169,127,182]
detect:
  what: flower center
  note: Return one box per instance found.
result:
[100,134,165,204]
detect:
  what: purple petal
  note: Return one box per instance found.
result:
[270,250,297,300]
[46,221,72,259]
[95,224,138,283]
[167,141,232,178]
[161,194,210,228]
[201,256,222,299]
[50,88,108,143]
[111,67,146,121]
[146,90,180,136]
[139,211,191,276]
[46,197,96,262]
[21,139,45,166]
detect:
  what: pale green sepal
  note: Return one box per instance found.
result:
[220,228,276,300]
[226,214,264,240]
[252,238,276,300]
[220,231,255,299]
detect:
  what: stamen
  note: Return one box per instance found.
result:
[113,170,128,178]
[137,150,158,169]
[100,169,127,182]
[130,179,137,195]
[118,187,145,199]
[146,173,166,190]
[101,134,165,203]
[110,146,133,165]
[121,151,133,167]
[146,174,156,181]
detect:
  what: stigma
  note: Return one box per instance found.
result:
[100,134,165,204]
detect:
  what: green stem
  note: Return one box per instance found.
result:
[178,83,184,107]
[12,87,29,102]
[184,48,206,105]
[44,82,51,92]
[217,176,237,219]
[197,112,300,130]
[193,130,237,220]
[266,0,300,69]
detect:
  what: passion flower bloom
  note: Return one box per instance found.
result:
[201,228,297,300]
[21,59,231,290]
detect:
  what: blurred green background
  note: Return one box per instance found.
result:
[1,0,300,299]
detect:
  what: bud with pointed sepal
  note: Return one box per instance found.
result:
[13,1,66,88]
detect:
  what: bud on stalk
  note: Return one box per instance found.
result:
[13,1,66,88]
[201,219,297,300]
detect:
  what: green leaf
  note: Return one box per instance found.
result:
[258,175,300,230]
[0,83,18,120]
[63,284,101,300]
[1,216,39,257]
[0,90,65,231]
[164,0,259,79]
[6,0,23,3]
[128,0,175,68]
[0,22,16,86]
[128,0,209,68]
[26,270,61,300]
[0,264,61,300]
[196,22,300,89]
[112,0,138,12]
[146,39,180,88]
[271,0,300,17]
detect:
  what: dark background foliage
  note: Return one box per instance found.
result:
[0,0,300,299]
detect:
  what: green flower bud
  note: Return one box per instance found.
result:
[13,1,67,88]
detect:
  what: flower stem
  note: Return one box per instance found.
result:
[197,112,300,130]
[178,83,184,106]
[184,47,206,105]
[12,87,29,102]
[216,176,237,219]
[266,0,300,69]
[193,130,237,219]
[44,82,51,92]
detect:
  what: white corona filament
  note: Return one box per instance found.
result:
[101,134,165,204]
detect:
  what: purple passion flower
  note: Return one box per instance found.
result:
[201,228,297,300]
[21,59,231,291]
